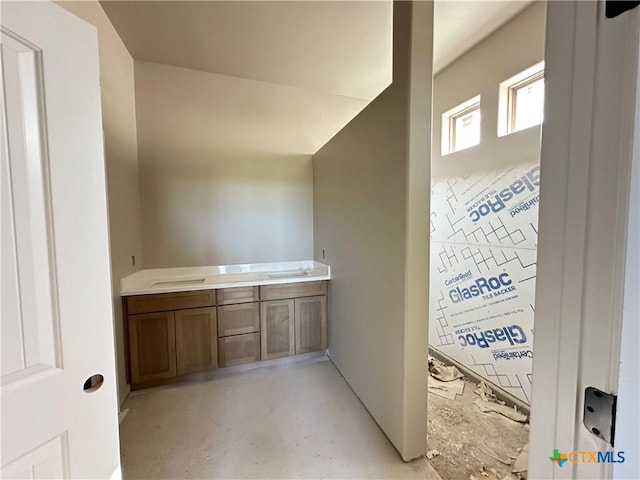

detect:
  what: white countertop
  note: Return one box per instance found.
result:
[120,260,330,296]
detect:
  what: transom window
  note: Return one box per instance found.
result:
[499,61,545,136]
[442,95,481,155]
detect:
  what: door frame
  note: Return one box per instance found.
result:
[528,1,638,478]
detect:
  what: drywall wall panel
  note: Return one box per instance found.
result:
[139,152,313,267]
[313,2,432,460]
[403,1,433,457]
[57,1,144,406]
[313,77,407,453]
[429,2,545,405]
[134,61,317,268]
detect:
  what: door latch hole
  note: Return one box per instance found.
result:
[83,374,104,393]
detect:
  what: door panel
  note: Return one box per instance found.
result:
[1,2,120,478]
[294,296,326,354]
[129,312,176,382]
[175,307,217,375]
[260,299,294,360]
[1,31,59,380]
[0,434,66,480]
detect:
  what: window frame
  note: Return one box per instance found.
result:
[498,61,545,137]
[508,70,545,133]
[441,95,481,155]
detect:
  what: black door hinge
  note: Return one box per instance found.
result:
[583,387,617,446]
[606,1,640,18]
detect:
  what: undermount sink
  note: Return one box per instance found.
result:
[150,278,205,288]
[267,270,311,279]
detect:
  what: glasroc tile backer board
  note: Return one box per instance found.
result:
[429,161,540,404]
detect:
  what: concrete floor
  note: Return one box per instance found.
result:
[120,357,442,479]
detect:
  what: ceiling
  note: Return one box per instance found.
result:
[99,1,392,101]
[433,1,534,73]
[99,1,532,157]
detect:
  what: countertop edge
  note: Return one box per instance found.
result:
[121,274,331,297]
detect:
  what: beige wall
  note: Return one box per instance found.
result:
[56,2,144,406]
[313,2,432,461]
[134,61,314,267]
[432,2,546,178]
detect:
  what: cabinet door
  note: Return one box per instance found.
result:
[129,311,176,384]
[260,300,294,360]
[218,333,261,367]
[175,307,217,375]
[295,296,327,354]
[217,302,260,337]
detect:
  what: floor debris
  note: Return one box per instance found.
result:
[511,442,529,477]
[472,381,528,423]
[428,376,465,400]
[426,449,441,460]
[469,466,500,480]
[427,364,529,480]
[473,399,528,423]
[479,447,512,466]
[475,381,502,404]
[429,357,464,382]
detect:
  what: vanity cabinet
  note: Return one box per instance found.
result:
[124,280,327,390]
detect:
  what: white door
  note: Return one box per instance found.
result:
[529,2,639,479]
[1,2,120,478]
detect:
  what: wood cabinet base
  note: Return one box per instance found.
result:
[125,281,327,390]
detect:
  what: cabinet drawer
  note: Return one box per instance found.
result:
[260,281,327,301]
[217,302,260,337]
[127,290,216,314]
[217,286,259,305]
[218,332,261,367]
